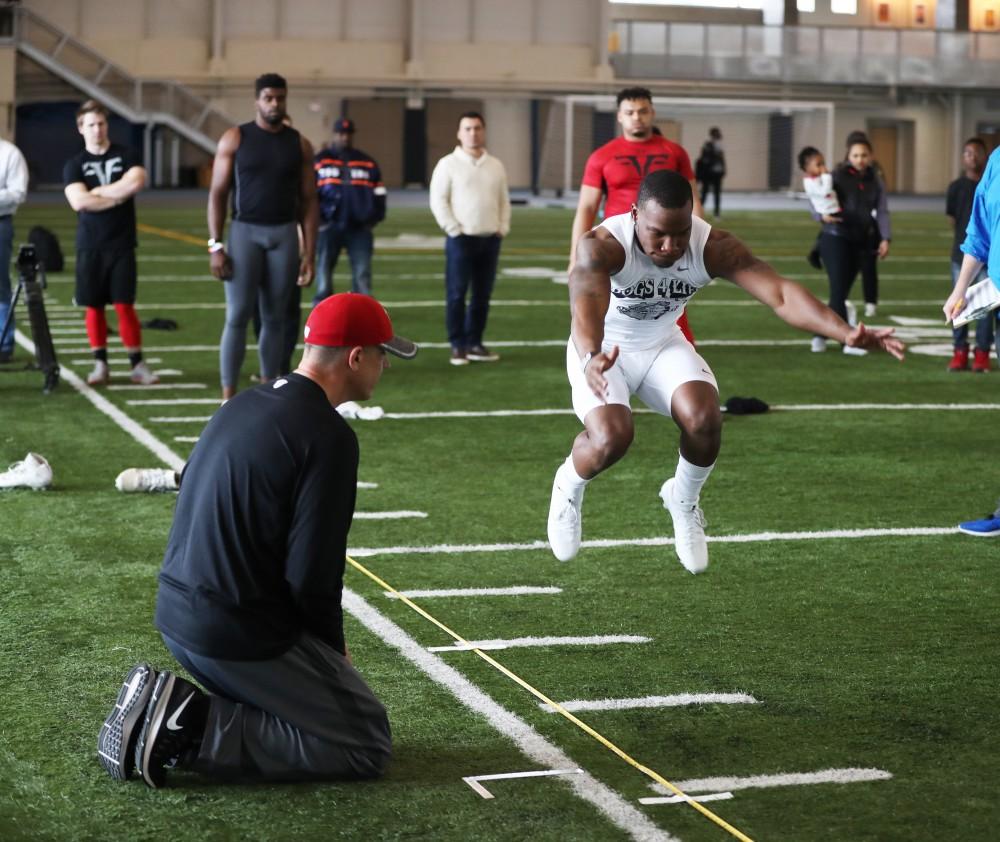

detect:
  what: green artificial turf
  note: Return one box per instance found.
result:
[1,200,997,841]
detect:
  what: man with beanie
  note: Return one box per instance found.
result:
[97,293,416,788]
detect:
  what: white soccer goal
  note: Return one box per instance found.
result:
[538,95,835,196]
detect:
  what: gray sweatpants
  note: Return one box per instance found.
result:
[163,632,392,782]
[221,220,299,388]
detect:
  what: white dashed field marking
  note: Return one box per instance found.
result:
[108,383,206,391]
[348,526,956,558]
[462,768,584,800]
[539,693,759,713]
[353,511,427,520]
[641,767,893,803]
[385,586,562,600]
[427,634,651,653]
[71,358,164,366]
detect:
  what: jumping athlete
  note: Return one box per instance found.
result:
[547,170,905,572]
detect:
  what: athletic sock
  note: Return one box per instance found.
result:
[113,302,142,348]
[556,455,589,498]
[94,347,108,363]
[127,351,143,367]
[85,307,108,349]
[671,452,715,506]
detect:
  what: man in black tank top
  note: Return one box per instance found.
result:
[208,72,319,401]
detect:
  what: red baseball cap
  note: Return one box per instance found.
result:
[303,293,417,359]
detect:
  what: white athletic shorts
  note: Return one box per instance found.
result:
[566,330,719,423]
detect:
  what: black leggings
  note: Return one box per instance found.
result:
[818,231,863,324]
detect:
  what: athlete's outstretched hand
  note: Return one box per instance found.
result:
[585,345,620,400]
[843,323,905,360]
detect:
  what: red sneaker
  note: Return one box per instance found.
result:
[948,348,969,371]
[973,348,991,373]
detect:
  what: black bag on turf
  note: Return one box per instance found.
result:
[28,226,64,272]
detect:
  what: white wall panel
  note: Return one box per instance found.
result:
[224,0,277,38]
[421,0,471,43]
[25,0,80,34]
[281,0,344,39]
[346,0,406,41]
[536,0,595,45]
[148,0,210,38]
[472,0,533,43]
[80,0,143,39]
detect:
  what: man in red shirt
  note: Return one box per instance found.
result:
[569,87,703,342]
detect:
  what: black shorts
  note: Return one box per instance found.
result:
[74,248,137,308]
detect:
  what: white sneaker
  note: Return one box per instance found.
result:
[0,452,53,490]
[660,478,708,574]
[810,336,827,353]
[842,345,868,356]
[87,360,110,386]
[115,468,179,493]
[129,361,160,385]
[547,471,585,562]
[844,300,858,327]
[864,303,877,318]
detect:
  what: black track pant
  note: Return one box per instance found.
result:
[163,632,392,782]
[818,231,862,325]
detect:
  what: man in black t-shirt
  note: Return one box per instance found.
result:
[96,293,416,789]
[63,100,157,386]
[946,137,993,372]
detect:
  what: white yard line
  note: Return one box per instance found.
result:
[427,634,651,653]
[108,383,206,391]
[342,590,678,842]
[385,586,563,599]
[13,331,185,472]
[349,526,956,558]
[648,767,892,797]
[463,768,583,800]
[71,358,164,365]
[353,511,428,520]
[539,694,759,713]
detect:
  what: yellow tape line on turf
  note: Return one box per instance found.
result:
[347,555,754,842]
[137,222,207,247]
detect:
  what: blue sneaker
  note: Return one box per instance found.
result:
[958,506,1000,537]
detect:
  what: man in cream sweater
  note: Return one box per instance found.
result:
[430,112,511,366]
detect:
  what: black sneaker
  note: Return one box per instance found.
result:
[134,671,208,788]
[467,344,500,362]
[806,248,823,270]
[97,663,157,781]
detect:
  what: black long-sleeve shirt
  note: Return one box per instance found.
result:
[155,373,358,660]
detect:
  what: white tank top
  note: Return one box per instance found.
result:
[597,212,713,351]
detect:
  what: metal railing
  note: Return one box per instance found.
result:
[5,4,229,154]
[611,20,1000,88]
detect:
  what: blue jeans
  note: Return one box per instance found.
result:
[444,234,501,349]
[0,216,14,355]
[951,260,995,351]
[314,225,373,302]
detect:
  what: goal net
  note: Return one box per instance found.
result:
[537,95,835,196]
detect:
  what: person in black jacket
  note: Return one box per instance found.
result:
[96,293,416,789]
[696,127,726,217]
[313,118,387,302]
[811,135,891,355]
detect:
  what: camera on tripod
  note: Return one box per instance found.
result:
[16,244,41,285]
[0,243,59,392]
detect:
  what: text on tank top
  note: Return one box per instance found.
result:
[597,212,713,351]
[233,122,302,224]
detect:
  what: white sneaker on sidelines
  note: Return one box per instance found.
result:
[659,478,708,574]
[115,468,179,493]
[844,300,858,327]
[87,360,110,386]
[0,453,53,490]
[842,345,868,356]
[547,471,585,562]
[864,303,877,318]
[129,361,160,385]
[810,336,827,353]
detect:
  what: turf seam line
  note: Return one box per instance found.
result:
[347,555,755,842]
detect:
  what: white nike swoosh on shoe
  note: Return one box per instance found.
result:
[165,692,193,731]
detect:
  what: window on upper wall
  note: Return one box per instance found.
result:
[797,0,816,11]
[831,0,858,13]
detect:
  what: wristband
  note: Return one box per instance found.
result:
[207,238,224,254]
